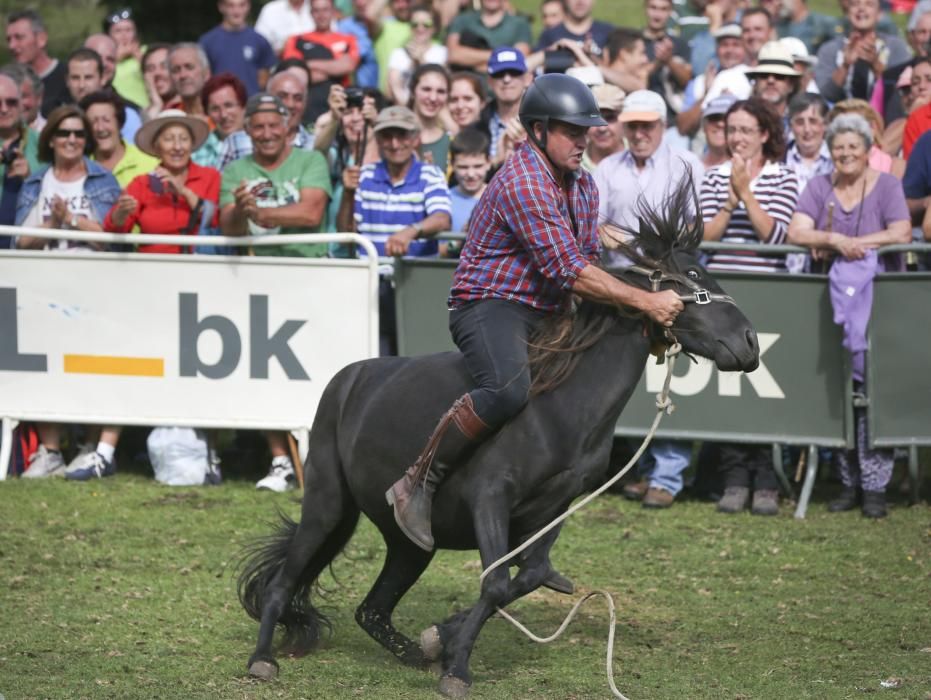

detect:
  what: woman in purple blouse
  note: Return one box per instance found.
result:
[788,112,911,518]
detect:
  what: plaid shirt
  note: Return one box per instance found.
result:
[449,141,600,312]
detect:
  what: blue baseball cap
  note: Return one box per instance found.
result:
[488,47,527,76]
[702,93,739,119]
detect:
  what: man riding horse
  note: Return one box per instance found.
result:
[386,73,685,569]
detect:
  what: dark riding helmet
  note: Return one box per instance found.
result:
[519,73,607,149]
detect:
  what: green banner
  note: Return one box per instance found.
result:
[394,260,852,447]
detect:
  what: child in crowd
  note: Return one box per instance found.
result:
[448,126,491,236]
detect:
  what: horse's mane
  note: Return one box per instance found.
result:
[527,173,703,395]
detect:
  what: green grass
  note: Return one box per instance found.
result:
[1,470,929,700]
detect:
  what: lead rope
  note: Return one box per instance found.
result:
[478,340,682,700]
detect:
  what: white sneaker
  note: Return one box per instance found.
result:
[256,456,296,492]
[22,445,66,478]
[64,443,94,473]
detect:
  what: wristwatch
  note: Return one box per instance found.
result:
[69,215,80,230]
[412,222,424,237]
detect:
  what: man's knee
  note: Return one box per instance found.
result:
[478,378,531,427]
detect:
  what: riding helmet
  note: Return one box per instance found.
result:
[518,73,608,139]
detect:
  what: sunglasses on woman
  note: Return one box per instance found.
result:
[53,128,87,140]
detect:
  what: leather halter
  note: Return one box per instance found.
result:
[626,264,737,307]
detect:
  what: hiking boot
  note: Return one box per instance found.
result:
[751,489,779,516]
[861,490,887,519]
[256,456,295,492]
[642,486,675,509]
[622,479,649,501]
[386,394,490,552]
[716,486,749,513]
[64,451,116,480]
[22,445,66,478]
[828,486,859,512]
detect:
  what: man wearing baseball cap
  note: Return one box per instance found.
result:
[336,104,452,354]
[386,73,683,566]
[218,92,333,492]
[583,83,625,171]
[477,47,531,164]
[594,88,703,510]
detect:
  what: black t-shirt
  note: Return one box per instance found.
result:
[535,21,615,60]
[40,60,70,118]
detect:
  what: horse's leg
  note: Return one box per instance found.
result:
[433,498,513,698]
[422,524,565,665]
[354,536,434,668]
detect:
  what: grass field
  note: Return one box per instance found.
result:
[1,467,929,700]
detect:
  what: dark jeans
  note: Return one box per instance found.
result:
[718,442,778,491]
[449,299,545,428]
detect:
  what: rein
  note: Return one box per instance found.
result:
[626,264,737,307]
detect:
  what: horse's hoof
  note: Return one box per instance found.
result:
[421,625,442,661]
[438,675,471,699]
[248,660,279,681]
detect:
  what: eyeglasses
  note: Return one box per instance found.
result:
[53,128,87,140]
[0,97,20,108]
[411,20,433,28]
[726,126,760,136]
[490,70,524,80]
[759,73,790,82]
[600,110,620,123]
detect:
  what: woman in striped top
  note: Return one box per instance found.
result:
[700,97,799,274]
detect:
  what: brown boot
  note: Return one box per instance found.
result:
[622,478,649,501]
[386,394,490,551]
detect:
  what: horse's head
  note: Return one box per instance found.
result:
[611,175,760,373]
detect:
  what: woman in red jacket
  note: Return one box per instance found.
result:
[104,109,219,253]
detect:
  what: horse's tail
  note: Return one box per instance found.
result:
[236,370,362,653]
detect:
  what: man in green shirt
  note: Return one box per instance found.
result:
[219,91,333,493]
[446,0,532,73]
[220,92,332,259]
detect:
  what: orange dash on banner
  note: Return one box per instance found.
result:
[63,354,165,377]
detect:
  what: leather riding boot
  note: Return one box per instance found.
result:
[386,394,490,551]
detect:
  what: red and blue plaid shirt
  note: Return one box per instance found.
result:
[448,141,601,312]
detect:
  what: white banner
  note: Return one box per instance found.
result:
[0,245,379,432]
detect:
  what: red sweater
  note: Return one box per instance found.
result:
[104,162,220,254]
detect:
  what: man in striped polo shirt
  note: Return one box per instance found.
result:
[336,104,451,354]
[385,74,684,574]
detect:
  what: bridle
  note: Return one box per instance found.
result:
[626,264,737,307]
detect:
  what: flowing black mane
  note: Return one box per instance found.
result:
[527,174,703,395]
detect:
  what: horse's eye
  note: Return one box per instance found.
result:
[686,269,700,280]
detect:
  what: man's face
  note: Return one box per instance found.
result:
[789,105,825,156]
[247,110,289,161]
[910,13,931,55]
[480,0,504,13]
[86,101,120,154]
[19,77,39,124]
[6,19,42,65]
[565,0,594,22]
[622,119,664,161]
[269,74,306,133]
[717,36,746,68]
[0,77,22,133]
[759,0,783,21]
[589,108,623,154]
[452,153,491,195]
[67,59,103,101]
[144,48,174,100]
[376,127,418,167]
[847,0,879,32]
[753,71,794,107]
[740,14,770,60]
[84,36,117,84]
[541,120,588,172]
[391,0,413,22]
[220,0,251,28]
[645,0,673,34]
[310,0,334,32]
[169,47,209,100]
[489,69,529,107]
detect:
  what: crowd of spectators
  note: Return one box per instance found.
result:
[2,0,928,514]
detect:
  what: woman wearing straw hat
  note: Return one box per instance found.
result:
[104,108,219,254]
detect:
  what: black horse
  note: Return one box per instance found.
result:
[237,181,760,697]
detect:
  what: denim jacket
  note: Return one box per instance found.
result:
[15,157,122,227]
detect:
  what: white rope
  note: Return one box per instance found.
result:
[479,342,682,700]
